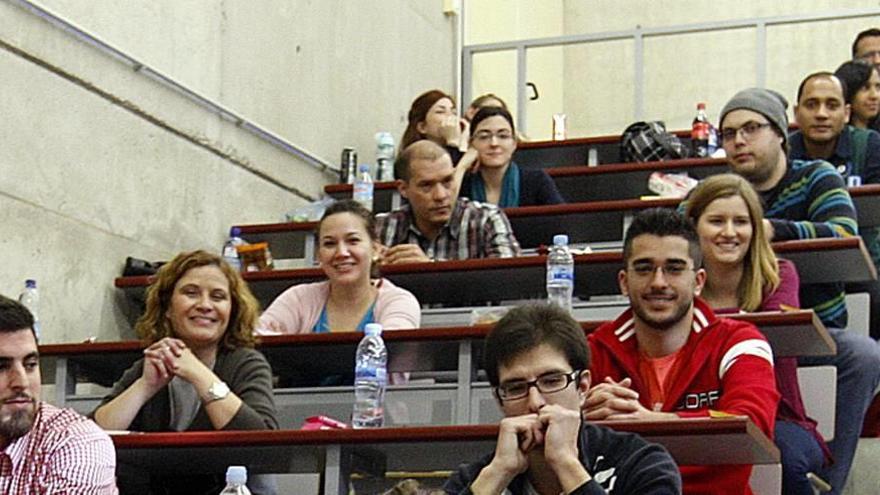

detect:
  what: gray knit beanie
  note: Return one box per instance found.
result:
[720,88,789,147]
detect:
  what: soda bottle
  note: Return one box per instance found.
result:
[375,132,395,181]
[546,235,574,314]
[18,280,40,340]
[352,323,387,428]
[691,102,710,157]
[353,163,374,211]
[219,466,252,494]
[222,227,246,272]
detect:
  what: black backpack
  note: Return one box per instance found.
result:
[620,121,690,162]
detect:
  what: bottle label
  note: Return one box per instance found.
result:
[548,266,574,281]
[691,122,709,140]
[355,365,387,381]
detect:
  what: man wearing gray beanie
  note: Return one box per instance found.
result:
[720,87,880,494]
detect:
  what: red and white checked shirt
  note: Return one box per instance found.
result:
[0,402,117,494]
[376,198,522,261]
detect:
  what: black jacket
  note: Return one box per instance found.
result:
[443,421,681,495]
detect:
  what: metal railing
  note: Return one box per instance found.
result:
[462,7,880,136]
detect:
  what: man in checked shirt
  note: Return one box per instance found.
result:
[0,295,117,494]
[377,139,522,264]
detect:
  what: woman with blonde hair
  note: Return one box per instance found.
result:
[685,174,829,495]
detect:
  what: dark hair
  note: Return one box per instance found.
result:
[483,304,590,387]
[469,106,516,139]
[796,71,846,103]
[623,208,702,267]
[853,28,880,57]
[318,199,380,279]
[400,90,456,152]
[319,199,378,242]
[835,59,879,106]
[0,295,35,337]
[136,250,259,349]
[394,139,451,181]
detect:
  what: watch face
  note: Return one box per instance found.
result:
[210,382,230,400]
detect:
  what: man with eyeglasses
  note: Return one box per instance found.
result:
[444,303,681,495]
[584,208,777,495]
[853,28,880,71]
[720,87,880,493]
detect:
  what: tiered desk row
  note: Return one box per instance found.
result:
[44,312,824,492]
[52,136,875,492]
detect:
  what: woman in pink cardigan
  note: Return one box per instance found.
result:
[258,200,420,335]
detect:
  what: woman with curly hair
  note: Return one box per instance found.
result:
[93,250,277,493]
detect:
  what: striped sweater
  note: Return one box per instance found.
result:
[761,159,858,328]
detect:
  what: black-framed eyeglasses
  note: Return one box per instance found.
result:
[720,122,772,143]
[495,370,581,401]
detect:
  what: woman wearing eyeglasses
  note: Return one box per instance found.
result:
[456,106,565,207]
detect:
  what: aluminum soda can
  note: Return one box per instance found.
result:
[340,147,357,184]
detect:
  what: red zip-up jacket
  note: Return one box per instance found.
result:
[588,298,779,495]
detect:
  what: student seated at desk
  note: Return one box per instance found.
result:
[457,106,565,208]
[378,140,522,264]
[401,89,469,166]
[685,174,830,495]
[92,250,277,494]
[585,208,779,495]
[444,303,681,495]
[259,199,420,334]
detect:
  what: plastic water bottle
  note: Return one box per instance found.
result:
[375,132,395,181]
[691,102,710,157]
[353,163,374,211]
[18,280,40,340]
[352,323,387,428]
[222,227,246,272]
[219,466,251,494]
[546,235,574,314]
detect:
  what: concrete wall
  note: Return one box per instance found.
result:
[0,0,456,344]
[464,0,880,137]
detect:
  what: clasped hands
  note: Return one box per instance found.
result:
[475,404,585,493]
[141,337,209,391]
[583,377,676,421]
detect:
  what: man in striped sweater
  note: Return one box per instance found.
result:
[720,87,880,493]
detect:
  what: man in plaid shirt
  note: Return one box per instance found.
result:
[377,140,521,264]
[0,295,117,494]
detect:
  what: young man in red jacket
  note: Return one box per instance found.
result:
[585,208,779,495]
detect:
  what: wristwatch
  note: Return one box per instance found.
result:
[204,381,230,403]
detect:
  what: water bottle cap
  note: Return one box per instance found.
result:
[375,132,394,146]
[697,102,706,109]
[226,465,247,484]
[358,163,371,173]
[365,323,383,336]
[230,227,241,236]
[552,234,569,246]
[25,279,36,288]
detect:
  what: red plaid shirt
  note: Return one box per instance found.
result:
[0,402,117,494]
[376,198,521,260]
